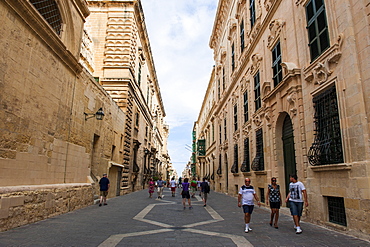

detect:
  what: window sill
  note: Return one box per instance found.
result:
[254,171,267,175]
[232,173,240,177]
[242,172,252,176]
[311,164,352,172]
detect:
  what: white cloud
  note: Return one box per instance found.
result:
[141,0,218,174]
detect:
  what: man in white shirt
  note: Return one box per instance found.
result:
[170,177,177,197]
[285,174,308,234]
[238,178,261,233]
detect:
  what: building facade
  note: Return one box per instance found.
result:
[0,0,169,231]
[193,0,370,240]
[85,0,170,188]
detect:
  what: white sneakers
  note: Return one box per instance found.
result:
[244,227,252,233]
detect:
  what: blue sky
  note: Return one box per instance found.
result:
[141,0,218,174]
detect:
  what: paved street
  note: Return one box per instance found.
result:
[0,188,369,247]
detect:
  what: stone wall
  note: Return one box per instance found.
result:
[0,184,93,232]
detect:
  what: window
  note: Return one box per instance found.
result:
[259,188,265,203]
[327,196,347,226]
[135,112,139,126]
[218,79,221,99]
[30,0,62,35]
[241,138,250,172]
[306,0,330,61]
[234,104,238,131]
[212,123,215,142]
[243,91,249,122]
[138,62,142,86]
[250,0,256,28]
[219,124,222,144]
[240,20,245,53]
[308,86,344,165]
[254,72,261,111]
[231,43,235,71]
[252,128,264,171]
[217,153,222,175]
[272,41,282,87]
[222,67,226,90]
[224,118,227,141]
[231,144,238,173]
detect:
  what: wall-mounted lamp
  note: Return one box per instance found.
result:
[84,108,105,121]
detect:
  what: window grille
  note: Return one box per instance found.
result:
[254,72,261,111]
[252,129,264,171]
[308,86,344,165]
[272,41,282,87]
[259,188,265,203]
[250,0,256,28]
[306,0,330,61]
[222,67,226,90]
[231,144,238,173]
[327,196,347,226]
[241,138,250,172]
[243,91,249,122]
[29,0,62,35]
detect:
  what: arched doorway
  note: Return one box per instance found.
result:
[282,115,297,196]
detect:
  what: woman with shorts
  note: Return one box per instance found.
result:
[266,177,282,228]
[181,178,192,209]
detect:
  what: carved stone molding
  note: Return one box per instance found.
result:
[233,130,240,143]
[253,113,262,126]
[287,91,297,116]
[242,123,252,136]
[267,19,285,48]
[264,0,275,11]
[262,81,271,96]
[263,107,272,128]
[250,53,263,74]
[241,77,250,92]
[304,34,344,85]
[227,18,238,40]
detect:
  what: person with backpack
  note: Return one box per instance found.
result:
[200,177,210,207]
[190,177,197,198]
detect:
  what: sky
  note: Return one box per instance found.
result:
[140,0,219,175]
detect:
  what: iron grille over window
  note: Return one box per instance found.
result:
[308,86,344,166]
[252,129,264,171]
[231,144,238,173]
[327,196,347,226]
[241,138,250,172]
[306,0,330,61]
[272,41,282,87]
[30,0,62,35]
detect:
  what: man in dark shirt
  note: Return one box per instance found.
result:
[99,173,110,206]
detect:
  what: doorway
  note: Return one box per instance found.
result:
[282,115,296,196]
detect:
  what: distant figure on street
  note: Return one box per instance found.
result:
[148,178,155,198]
[285,174,308,234]
[99,173,110,206]
[170,177,177,197]
[178,177,182,188]
[190,177,197,198]
[266,177,282,229]
[238,178,261,233]
[156,177,165,199]
[181,178,192,209]
[197,179,202,196]
[200,178,210,207]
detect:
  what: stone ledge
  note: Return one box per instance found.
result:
[0,183,92,194]
[310,164,352,172]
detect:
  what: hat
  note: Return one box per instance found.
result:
[103,173,107,176]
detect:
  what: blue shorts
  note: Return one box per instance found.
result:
[242,205,254,214]
[289,201,303,216]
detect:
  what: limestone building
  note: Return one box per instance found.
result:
[0,0,169,231]
[85,0,170,189]
[193,0,370,239]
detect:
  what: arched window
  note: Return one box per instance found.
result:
[29,0,62,35]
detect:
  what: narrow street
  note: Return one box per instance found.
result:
[0,188,369,247]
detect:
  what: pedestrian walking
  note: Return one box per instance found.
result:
[200,178,210,207]
[197,179,202,196]
[178,177,182,188]
[266,177,282,229]
[99,173,110,207]
[285,174,308,234]
[148,178,155,198]
[190,177,197,198]
[238,178,261,233]
[156,177,165,199]
[170,177,177,197]
[181,178,192,209]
